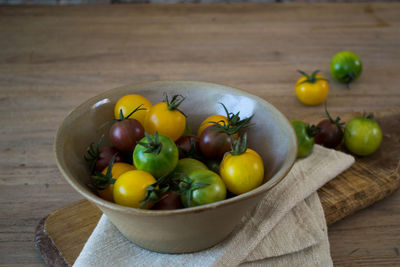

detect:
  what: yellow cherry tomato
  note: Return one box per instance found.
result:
[97,163,136,202]
[113,170,156,209]
[114,94,152,126]
[295,70,329,106]
[219,148,264,195]
[197,114,228,137]
[144,95,186,141]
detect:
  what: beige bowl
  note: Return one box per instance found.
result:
[55,81,297,253]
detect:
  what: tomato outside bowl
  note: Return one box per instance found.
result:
[54,81,297,254]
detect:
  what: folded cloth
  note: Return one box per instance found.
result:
[73,145,354,267]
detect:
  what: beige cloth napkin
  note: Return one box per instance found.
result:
[73,145,354,267]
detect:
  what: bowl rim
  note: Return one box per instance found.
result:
[54,80,298,216]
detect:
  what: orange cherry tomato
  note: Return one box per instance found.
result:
[114,94,152,126]
[144,95,186,141]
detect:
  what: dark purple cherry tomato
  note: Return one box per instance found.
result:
[153,191,183,210]
[110,119,145,152]
[205,159,220,174]
[314,107,344,148]
[94,146,124,172]
[199,125,234,160]
[314,119,343,148]
[175,135,201,159]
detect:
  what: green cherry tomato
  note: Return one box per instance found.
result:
[291,120,317,158]
[181,169,226,208]
[133,133,179,178]
[344,117,382,156]
[330,51,362,85]
[170,158,208,179]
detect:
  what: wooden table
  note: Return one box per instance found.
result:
[1,3,399,266]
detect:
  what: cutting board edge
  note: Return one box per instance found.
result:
[34,216,70,267]
[321,186,400,226]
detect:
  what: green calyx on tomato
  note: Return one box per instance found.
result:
[90,154,116,190]
[230,133,248,156]
[183,121,192,135]
[330,51,362,86]
[344,114,382,156]
[137,132,163,155]
[215,103,253,135]
[291,120,320,158]
[140,174,170,208]
[176,135,204,161]
[164,94,187,117]
[179,169,227,208]
[117,104,146,121]
[176,176,210,208]
[324,103,344,131]
[101,104,146,128]
[133,132,179,178]
[168,158,208,197]
[297,70,327,85]
[84,134,105,174]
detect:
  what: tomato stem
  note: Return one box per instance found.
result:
[90,154,117,190]
[230,133,248,156]
[178,138,205,161]
[137,132,163,155]
[164,94,187,117]
[306,124,321,138]
[324,102,345,131]
[139,175,170,208]
[100,104,146,129]
[343,71,357,88]
[297,70,328,85]
[363,112,375,120]
[169,176,209,207]
[119,104,146,120]
[84,134,105,174]
[210,103,253,135]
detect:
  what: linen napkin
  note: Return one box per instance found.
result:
[73,145,354,267]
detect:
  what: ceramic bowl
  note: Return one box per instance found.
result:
[54,81,297,253]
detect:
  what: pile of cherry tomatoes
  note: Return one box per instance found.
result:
[292,108,382,159]
[292,51,382,159]
[85,93,264,210]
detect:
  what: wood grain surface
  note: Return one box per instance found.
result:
[34,109,400,267]
[1,3,400,266]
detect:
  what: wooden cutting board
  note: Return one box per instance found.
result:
[34,108,400,267]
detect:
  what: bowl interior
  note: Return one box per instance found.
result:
[55,81,297,212]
